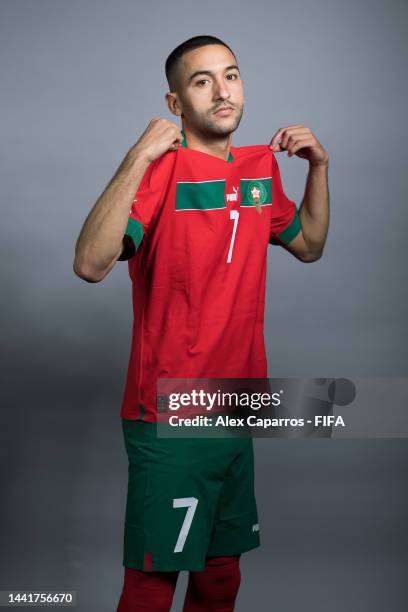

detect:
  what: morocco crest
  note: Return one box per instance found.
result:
[247,180,267,214]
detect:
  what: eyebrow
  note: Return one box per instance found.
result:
[187,64,240,85]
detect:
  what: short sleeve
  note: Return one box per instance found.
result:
[270,153,302,244]
[124,157,167,250]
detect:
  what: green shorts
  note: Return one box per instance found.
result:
[121,419,260,572]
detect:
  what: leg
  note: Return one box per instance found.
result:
[182,555,241,612]
[116,566,179,612]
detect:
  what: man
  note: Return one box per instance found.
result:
[74,35,329,612]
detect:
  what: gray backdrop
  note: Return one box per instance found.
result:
[1,0,407,610]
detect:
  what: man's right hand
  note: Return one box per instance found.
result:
[131,118,183,163]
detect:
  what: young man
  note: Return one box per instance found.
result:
[74,35,329,612]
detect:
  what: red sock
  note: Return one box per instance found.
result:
[183,555,241,612]
[117,566,179,612]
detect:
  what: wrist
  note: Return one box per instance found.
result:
[126,145,152,166]
[309,157,329,169]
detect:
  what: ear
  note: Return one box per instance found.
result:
[165,92,183,117]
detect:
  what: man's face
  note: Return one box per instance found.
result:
[174,44,244,137]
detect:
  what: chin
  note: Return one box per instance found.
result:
[211,119,240,135]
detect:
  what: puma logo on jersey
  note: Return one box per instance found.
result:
[226,186,239,202]
[252,523,259,532]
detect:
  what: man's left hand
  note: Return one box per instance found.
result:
[269,124,329,167]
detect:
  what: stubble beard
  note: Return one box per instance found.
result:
[189,104,244,139]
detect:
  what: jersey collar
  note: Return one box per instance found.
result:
[180,130,234,163]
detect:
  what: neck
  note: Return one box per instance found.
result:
[181,127,232,162]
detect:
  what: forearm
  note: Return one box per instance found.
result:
[74,147,150,282]
[298,162,330,258]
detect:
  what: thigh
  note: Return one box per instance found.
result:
[207,437,260,557]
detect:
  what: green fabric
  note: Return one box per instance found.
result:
[240,178,272,207]
[121,419,260,571]
[279,208,302,244]
[175,179,226,211]
[125,217,144,249]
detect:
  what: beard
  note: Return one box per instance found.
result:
[182,103,244,138]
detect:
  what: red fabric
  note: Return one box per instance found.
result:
[182,555,241,612]
[144,551,153,572]
[116,556,241,611]
[116,567,178,612]
[120,145,298,421]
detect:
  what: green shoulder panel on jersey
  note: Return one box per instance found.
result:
[125,217,144,249]
[278,208,302,244]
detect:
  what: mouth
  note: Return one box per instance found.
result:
[213,106,234,116]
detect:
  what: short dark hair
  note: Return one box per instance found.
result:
[165,35,236,92]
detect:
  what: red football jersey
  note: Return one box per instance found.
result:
[120,131,301,421]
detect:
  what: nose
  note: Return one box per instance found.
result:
[212,76,231,101]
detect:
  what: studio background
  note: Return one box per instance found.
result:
[1,0,407,610]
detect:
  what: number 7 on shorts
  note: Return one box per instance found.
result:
[172,497,199,553]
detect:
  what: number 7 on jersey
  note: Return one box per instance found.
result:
[227,209,239,264]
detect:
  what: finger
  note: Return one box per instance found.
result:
[280,129,311,150]
[270,129,310,153]
[270,135,308,153]
[169,138,181,150]
[169,131,183,149]
[268,125,305,149]
[287,136,314,151]
[287,137,315,156]
[271,128,310,151]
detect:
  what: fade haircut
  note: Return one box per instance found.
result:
[165,35,236,93]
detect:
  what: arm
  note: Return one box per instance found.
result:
[269,124,330,263]
[73,118,182,283]
[73,149,150,283]
[285,161,330,262]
